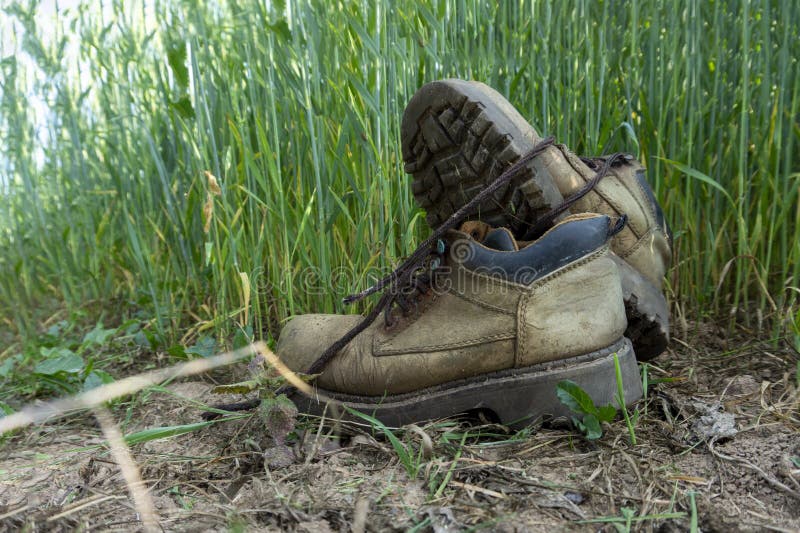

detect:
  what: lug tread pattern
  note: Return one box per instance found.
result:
[403,97,559,234]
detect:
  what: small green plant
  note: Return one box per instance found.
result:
[209,356,315,457]
[556,355,641,444]
[2,321,120,400]
[556,380,617,440]
[167,486,195,510]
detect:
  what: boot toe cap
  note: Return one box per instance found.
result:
[276,313,363,374]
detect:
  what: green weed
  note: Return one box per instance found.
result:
[0,320,123,401]
[557,354,642,443]
[556,380,617,440]
[428,430,468,500]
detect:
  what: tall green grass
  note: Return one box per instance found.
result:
[1,0,798,345]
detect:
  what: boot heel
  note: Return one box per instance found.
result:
[483,338,641,429]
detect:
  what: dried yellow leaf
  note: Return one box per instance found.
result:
[204,171,221,195]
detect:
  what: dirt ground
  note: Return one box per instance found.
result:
[1,323,799,532]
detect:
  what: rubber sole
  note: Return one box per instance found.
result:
[401,79,669,360]
[400,79,565,235]
[288,338,642,430]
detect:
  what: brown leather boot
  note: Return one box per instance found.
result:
[401,79,671,359]
[277,214,642,428]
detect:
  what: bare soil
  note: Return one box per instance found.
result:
[1,323,798,532]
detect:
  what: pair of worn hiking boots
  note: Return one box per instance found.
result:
[277,79,672,429]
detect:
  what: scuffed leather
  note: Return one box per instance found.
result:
[531,145,672,290]
[516,250,626,366]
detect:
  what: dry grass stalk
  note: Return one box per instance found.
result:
[93,407,159,532]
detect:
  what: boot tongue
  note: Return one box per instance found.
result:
[482,227,519,251]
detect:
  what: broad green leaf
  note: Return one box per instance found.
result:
[556,380,598,416]
[268,20,292,42]
[83,370,114,391]
[0,401,14,417]
[186,336,217,358]
[134,329,164,350]
[171,95,194,119]
[581,414,603,440]
[0,356,18,378]
[83,323,117,346]
[46,320,69,338]
[166,344,187,358]
[232,325,254,350]
[167,43,189,89]
[596,404,618,423]
[34,349,84,375]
